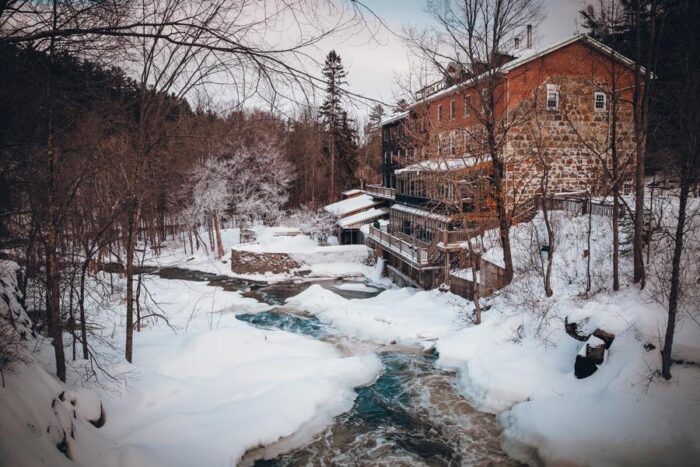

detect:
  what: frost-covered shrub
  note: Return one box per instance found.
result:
[184,134,295,228]
[289,205,336,243]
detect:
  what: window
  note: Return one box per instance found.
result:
[449,131,455,155]
[437,104,443,122]
[450,99,456,119]
[594,92,606,111]
[546,84,559,110]
[463,95,471,116]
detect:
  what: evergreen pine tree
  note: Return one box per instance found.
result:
[319,50,358,200]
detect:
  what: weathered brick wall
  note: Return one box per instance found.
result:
[506,74,636,204]
[404,39,638,208]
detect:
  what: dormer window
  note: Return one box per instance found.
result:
[594,92,607,111]
[546,84,560,111]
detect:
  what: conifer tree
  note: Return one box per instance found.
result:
[319,50,358,200]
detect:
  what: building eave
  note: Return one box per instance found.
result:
[402,34,651,110]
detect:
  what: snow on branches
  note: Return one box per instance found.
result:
[185,133,295,229]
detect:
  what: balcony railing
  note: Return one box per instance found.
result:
[436,229,476,246]
[368,226,430,265]
[365,184,396,200]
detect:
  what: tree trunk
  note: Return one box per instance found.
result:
[79,259,89,360]
[660,181,690,379]
[491,155,514,282]
[46,233,66,381]
[214,215,225,258]
[471,247,482,325]
[542,197,554,297]
[329,129,335,202]
[610,79,621,292]
[44,0,65,382]
[612,192,620,291]
[632,0,655,288]
[586,195,593,293]
[124,202,139,363]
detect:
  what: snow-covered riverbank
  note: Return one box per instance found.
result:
[281,210,700,466]
[3,210,699,466]
[0,260,382,467]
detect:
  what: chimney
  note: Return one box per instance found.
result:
[526,24,532,48]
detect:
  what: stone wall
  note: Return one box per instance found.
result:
[506,74,636,205]
[230,250,302,275]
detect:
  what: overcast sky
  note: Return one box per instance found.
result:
[317,0,587,119]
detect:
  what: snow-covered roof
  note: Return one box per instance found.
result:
[338,207,390,229]
[380,110,409,126]
[391,203,451,223]
[324,194,379,217]
[342,188,364,197]
[395,156,487,174]
[450,268,480,283]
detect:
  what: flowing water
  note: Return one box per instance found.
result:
[150,268,515,466]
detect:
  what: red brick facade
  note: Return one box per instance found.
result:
[405,37,638,208]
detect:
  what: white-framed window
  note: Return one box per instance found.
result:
[449,99,456,119]
[546,84,560,110]
[449,131,456,155]
[594,92,607,111]
[437,104,443,122]
[463,95,471,116]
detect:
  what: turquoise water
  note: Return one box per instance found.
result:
[237,310,331,339]
[237,306,513,466]
[151,267,512,464]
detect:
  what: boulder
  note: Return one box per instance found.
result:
[574,335,607,379]
[565,316,590,342]
[592,328,615,349]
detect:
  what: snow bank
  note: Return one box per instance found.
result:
[103,319,382,466]
[286,284,471,348]
[434,211,700,466]
[499,391,700,467]
[0,261,110,467]
[82,275,383,466]
[2,263,382,467]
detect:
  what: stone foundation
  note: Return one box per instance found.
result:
[231,250,302,275]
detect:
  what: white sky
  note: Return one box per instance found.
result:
[314,0,587,119]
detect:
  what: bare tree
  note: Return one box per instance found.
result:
[658,0,699,380]
[404,0,544,283]
[630,0,660,288]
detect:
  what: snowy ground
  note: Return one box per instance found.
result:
[284,207,700,466]
[0,259,382,467]
[3,202,700,466]
[143,224,379,283]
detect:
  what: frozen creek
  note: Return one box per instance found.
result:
[151,269,515,466]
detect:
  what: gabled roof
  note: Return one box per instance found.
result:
[324,194,379,217]
[409,34,648,107]
[338,207,390,229]
[380,110,409,127]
